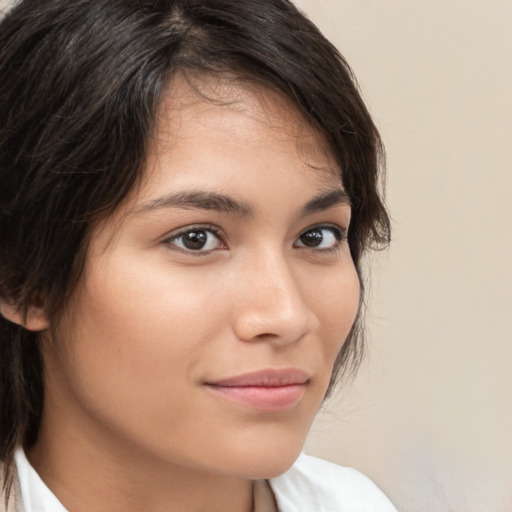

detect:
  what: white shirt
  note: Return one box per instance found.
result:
[14,448,397,512]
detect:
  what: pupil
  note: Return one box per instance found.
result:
[183,230,207,250]
[301,229,323,247]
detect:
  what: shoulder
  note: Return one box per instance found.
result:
[269,453,398,512]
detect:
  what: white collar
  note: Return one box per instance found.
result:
[14,449,67,512]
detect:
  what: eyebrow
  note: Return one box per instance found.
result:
[299,188,351,217]
[137,190,252,217]
[136,187,350,217]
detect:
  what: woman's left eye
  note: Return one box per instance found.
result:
[165,227,225,253]
[294,225,346,250]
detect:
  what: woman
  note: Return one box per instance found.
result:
[0,0,395,510]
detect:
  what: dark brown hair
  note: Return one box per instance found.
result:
[0,0,389,495]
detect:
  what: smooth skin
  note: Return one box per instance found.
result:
[7,76,361,512]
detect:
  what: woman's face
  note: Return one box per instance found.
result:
[40,77,360,479]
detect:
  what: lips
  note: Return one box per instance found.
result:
[204,369,310,412]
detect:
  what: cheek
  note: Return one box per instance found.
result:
[310,262,361,345]
[70,258,223,370]
[53,254,225,417]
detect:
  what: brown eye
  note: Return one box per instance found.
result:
[181,230,208,250]
[299,228,324,247]
[167,227,224,253]
[295,226,344,250]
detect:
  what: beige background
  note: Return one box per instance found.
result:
[300,1,512,512]
[1,0,511,511]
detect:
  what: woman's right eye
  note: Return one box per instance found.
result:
[165,227,225,254]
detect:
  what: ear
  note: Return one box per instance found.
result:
[0,300,50,331]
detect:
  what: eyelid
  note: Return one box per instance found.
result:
[294,223,348,251]
[300,222,348,238]
[162,224,226,254]
[160,222,348,255]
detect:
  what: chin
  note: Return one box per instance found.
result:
[217,434,306,480]
[249,453,301,480]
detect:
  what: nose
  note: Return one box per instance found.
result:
[232,251,318,346]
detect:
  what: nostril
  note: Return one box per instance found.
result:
[254,332,279,340]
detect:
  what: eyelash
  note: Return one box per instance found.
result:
[164,224,225,256]
[294,225,348,253]
[163,224,348,255]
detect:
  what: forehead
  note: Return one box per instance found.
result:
[145,73,340,186]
